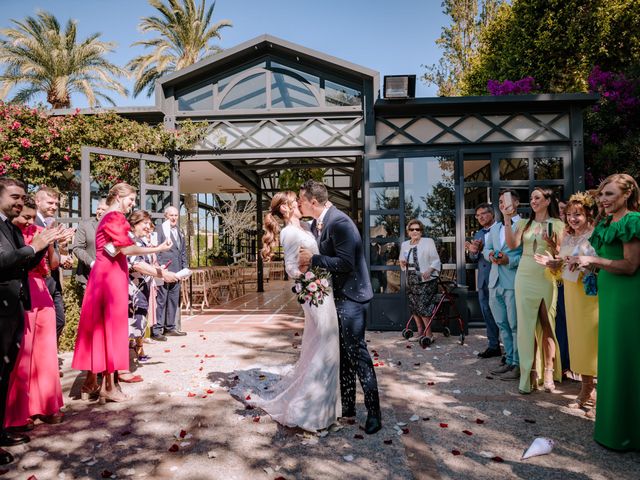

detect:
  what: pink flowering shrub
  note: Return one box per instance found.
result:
[487,77,539,96]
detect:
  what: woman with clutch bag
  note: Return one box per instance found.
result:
[568,173,640,451]
[536,192,599,416]
[399,219,441,342]
[72,183,172,403]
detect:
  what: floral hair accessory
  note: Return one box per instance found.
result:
[568,191,595,208]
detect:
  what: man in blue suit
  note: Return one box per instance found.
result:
[483,190,523,380]
[298,180,381,435]
[466,203,501,359]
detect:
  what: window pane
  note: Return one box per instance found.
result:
[404,156,456,243]
[370,240,400,265]
[369,158,398,183]
[370,186,400,211]
[463,159,490,182]
[177,85,213,111]
[370,214,400,238]
[220,73,267,110]
[271,72,319,108]
[534,156,564,180]
[499,157,529,180]
[371,270,401,294]
[270,62,320,87]
[325,80,361,107]
[464,186,491,211]
[144,189,172,213]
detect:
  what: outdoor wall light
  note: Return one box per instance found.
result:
[383,75,416,99]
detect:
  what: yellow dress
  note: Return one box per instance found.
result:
[514,218,564,392]
[559,231,598,377]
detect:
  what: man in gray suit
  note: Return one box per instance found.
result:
[70,199,107,291]
[152,206,187,340]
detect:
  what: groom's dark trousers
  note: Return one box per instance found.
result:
[311,206,380,416]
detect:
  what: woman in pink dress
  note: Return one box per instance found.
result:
[5,197,71,430]
[72,183,171,403]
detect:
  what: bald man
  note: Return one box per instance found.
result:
[152,206,187,340]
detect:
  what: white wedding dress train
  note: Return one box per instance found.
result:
[233,225,341,431]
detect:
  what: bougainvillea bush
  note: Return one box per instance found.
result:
[0,102,206,191]
[487,76,539,96]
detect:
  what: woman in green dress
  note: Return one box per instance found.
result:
[504,187,564,394]
[568,173,640,452]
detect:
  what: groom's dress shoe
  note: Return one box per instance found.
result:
[0,448,13,465]
[364,412,382,435]
[0,431,30,446]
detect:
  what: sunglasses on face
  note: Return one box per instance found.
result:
[408,228,422,232]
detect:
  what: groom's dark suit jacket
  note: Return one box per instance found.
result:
[311,206,373,303]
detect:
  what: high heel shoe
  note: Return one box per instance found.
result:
[98,388,131,404]
[568,380,596,409]
[543,368,556,393]
[80,384,101,401]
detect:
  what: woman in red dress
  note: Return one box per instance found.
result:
[72,183,171,403]
[5,197,71,429]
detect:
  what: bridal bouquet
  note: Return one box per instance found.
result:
[292,267,332,307]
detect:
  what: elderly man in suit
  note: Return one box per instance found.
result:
[152,206,187,341]
[483,190,523,380]
[466,202,501,359]
[34,186,69,339]
[0,177,61,464]
[70,199,107,290]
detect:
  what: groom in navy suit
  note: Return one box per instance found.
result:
[298,180,381,434]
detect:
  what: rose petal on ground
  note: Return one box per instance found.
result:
[383,439,393,445]
[253,416,261,422]
[164,349,171,353]
[205,354,215,358]
[0,470,10,476]
[163,370,171,373]
[524,419,536,424]
[206,389,214,394]
[354,434,364,439]
[451,450,461,456]
[492,456,504,463]
[439,423,448,428]
[427,381,435,386]
[201,395,207,398]
[195,354,200,357]
[406,345,412,349]
[187,392,196,397]
[100,470,113,478]
[246,395,251,400]
[168,444,179,452]
[422,417,430,421]
[462,430,473,436]
[179,430,187,438]
[414,363,421,366]
[294,332,300,336]
[402,428,410,434]
[475,419,485,424]
[373,363,379,367]
[199,367,203,371]
[180,345,186,348]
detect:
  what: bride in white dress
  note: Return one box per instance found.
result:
[236,191,341,431]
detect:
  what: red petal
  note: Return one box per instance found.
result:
[195,354,200,358]
[383,439,393,445]
[199,367,203,371]
[246,395,251,400]
[451,449,461,456]
[179,430,187,438]
[206,389,214,394]
[187,392,196,397]
[413,362,421,366]
[294,332,300,336]
[200,360,204,363]
[201,395,208,398]
[205,354,215,358]
[397,361,402,366]
[406,345,412,349]
[164,349,171,353]
[462,430,473,436]
[492,456,504,463]
[101,470,113,478]
[379,362,385,366]
[475,419,485,424]
[202,337,207,340]
[253,416,260,422]
[427,381,435,386]
[245,405,254,410]
[422,417,430,421]
[373,363,379,367]
[439,423,448,428]
[168,444,179,452]
[275,477,287,480]
[354,434,364,439]
[524,419,536,424]
[180,345,186,348]
[0,470,10,476]
[27,476,38,480]
[163,370,171,373]
[402,428,410,434]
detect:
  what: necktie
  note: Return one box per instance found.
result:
[43,216,55,227]
[481,228,490,234]
[171,228,180,247]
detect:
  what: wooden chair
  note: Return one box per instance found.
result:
[189,269,211,310]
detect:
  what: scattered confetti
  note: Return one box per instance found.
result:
[451,450,461,456]
[168,444,179,452]
[439,423,448,428]
[343,455,354,462]
[475,419,485,424]
[462,430,473,436]
[502,409,512,416]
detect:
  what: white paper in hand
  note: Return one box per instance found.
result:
[521,437,554,459]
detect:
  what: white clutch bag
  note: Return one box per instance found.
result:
[104,242,118,257]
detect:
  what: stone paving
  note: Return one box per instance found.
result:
[2,281,639,479]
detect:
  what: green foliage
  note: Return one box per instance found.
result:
[463,0,640,95]
[0,11,127,108]
[278,163,327,192]
[58,277,83,352]
[0,102,206,191]
[127,0,232,97]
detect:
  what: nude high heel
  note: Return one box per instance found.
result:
[543,368,556,393]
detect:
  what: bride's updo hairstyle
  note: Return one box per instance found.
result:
[261,191,297,261]
[106,182,137,206]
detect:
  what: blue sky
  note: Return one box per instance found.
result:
[0,0,450,108]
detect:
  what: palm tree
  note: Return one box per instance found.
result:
[0,11,127,109]
[128,0,232,97]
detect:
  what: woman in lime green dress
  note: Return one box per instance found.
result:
[569,173,640,452]
[504,187,564,394]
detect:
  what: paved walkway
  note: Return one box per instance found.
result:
[2,282,639,479]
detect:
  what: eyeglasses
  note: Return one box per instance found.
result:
[408,228,422,232]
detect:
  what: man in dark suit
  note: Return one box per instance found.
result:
[70,199,107,291]
[298,180,382,435]
[34,186,68,339]
[0,177,60,464]
[466,202,501,359]
[152,206,187,341]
